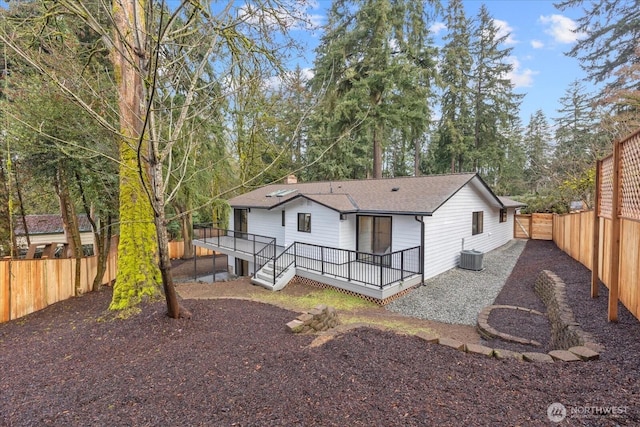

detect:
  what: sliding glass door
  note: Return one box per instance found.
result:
[357,216,391,262]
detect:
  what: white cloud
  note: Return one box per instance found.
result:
[539,14,585,44]
[301,67,314,81]
[493,19,517,45]
[531,40,544,49]
[505,56,538,88]
[430,22,446,35]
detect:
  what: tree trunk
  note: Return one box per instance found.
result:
[109,0,163,312]
[373,122,383,179]
[14,164,29,248]
[413,137,421,176]
[55,165,83,295]
[179,208,194,260]
[150,157,182,319]
[91,214,113,292]
[74,173,112,292]
[0,162,12,257]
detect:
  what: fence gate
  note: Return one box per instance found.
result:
[514,213,553,240]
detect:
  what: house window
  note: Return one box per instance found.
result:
[499,208,507,223]
[282,210,285,226]
[472,211,484,235]
[357,216,391,254]
[297,213,311,232]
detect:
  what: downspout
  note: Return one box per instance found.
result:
[415,215,425,286]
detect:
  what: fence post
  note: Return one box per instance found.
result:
[591,161,601,298]
[348,251,352,281]
[380,256,383,289]
[608,140,621,322]
[213,251,217,283]
[321,247,324,275]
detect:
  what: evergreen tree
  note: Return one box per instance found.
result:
[307,0,438,180]
[430,0,473,173]
[552,80,600,177]
[469,5,523,180]
[556,0,640,133]
[495,116,527,196]
[524,110,553,193]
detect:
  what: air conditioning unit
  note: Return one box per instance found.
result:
[460,249,484,271]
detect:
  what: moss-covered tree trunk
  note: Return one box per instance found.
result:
[109,0,162,312]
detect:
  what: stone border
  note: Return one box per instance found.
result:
[284,270,604,363]
[413,332,599,362]
[477,305,545,346]
[469,269,604,362]
[285,306,600,363]
[534,270,602,352]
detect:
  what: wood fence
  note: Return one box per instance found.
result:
[0,246,118,323]
[514,213,554,240]
[1,239,216,324]
[553,128,640,322]
[168,241,216,259]
[553,210,640,322]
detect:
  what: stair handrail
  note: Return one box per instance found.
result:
[270,242,297,285]
[254,238,277,272]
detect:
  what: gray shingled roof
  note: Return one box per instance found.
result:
[498,196,527,208]
[14,215,92,235]
[229,173,510,215]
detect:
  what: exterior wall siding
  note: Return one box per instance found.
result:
[391,215,422,251]
[423,182,513,279]
[247,209,285,245]
[338,214,356,251]
[284,199,340,248]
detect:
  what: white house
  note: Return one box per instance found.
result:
[14,215,94,257]
[195,173,524,302]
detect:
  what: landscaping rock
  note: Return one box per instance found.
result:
[493,349,523,360]
[522,352,554,363]
[437,337,465,351]
[569,346,600,361]
[548,350,581,362]
[465,343,494,357]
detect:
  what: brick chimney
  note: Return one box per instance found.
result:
[284,174,298,184]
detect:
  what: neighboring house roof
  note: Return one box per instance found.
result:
[229,173,518,215]
[14,214,93,236]
[498,196,527,208]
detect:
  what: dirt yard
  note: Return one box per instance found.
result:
[1,240,638,426]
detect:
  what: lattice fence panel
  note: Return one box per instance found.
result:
[599,155,614,219]
[620,133,640,220]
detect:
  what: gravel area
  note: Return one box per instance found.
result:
[386,239,527,325]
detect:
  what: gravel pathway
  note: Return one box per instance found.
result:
[386,239,527,325]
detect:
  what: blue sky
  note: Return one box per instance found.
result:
[164,1,592,125]
[289,0,593,125]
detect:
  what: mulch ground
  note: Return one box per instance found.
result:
[1,240,639,426]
